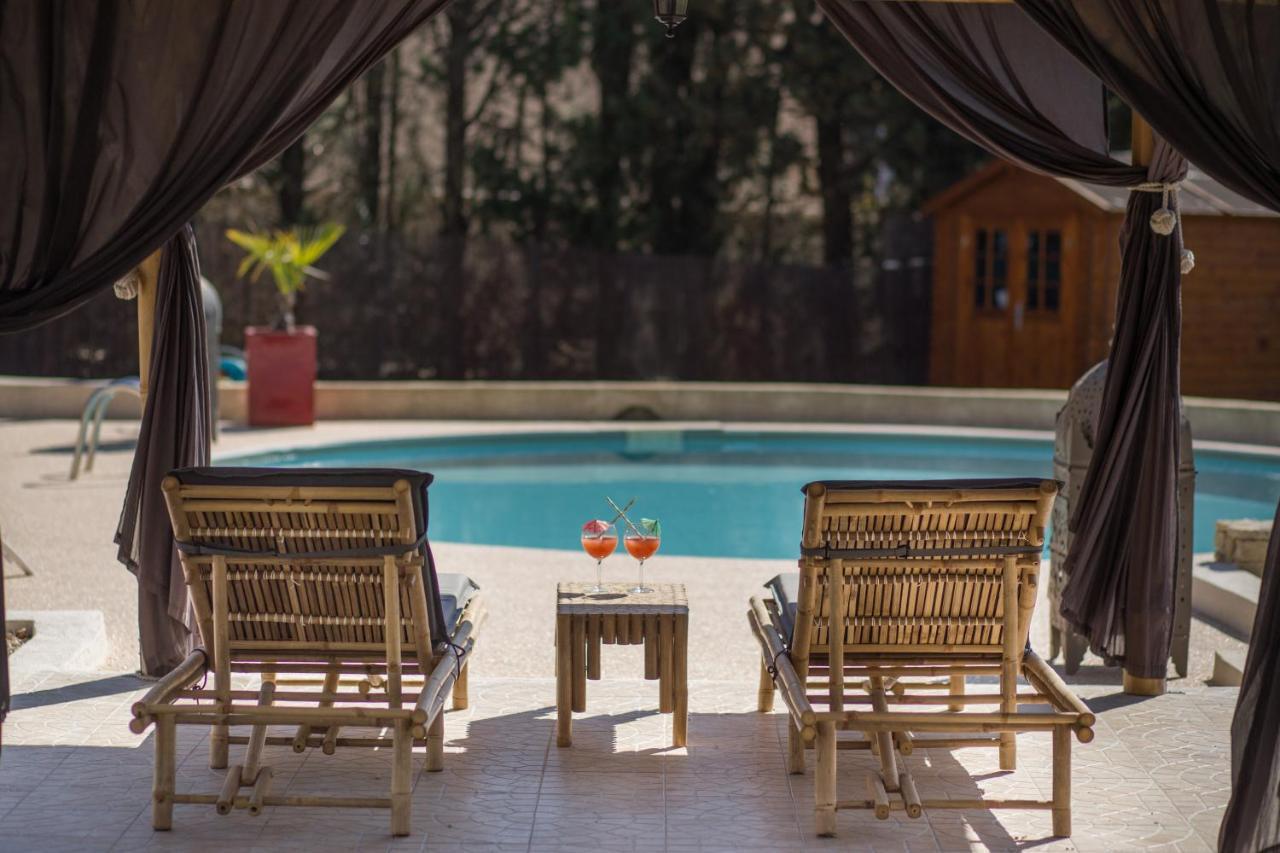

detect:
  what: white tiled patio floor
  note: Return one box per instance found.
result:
[1,669,1234,852]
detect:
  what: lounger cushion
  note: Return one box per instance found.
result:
[765,573,800,640]
[438,573,480,634]
[803,477,1054,493]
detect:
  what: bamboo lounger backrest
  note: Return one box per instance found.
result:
[795,479,1057,668]
[162,469,438,669]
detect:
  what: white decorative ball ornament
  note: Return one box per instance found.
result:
[113,270,141,300]
[1180,248,1195,275]
[1149,207,1177,235]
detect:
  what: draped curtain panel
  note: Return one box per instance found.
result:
[1010,4,1280,848]
[815,0,1143,184]
[1015,0,1280,212]
[0,0,451,678]
[114,227,210,675]
[1220,503,1280,853]
[0,525,8,730]
[1058,138,1186,677]
[816,0,1184,676]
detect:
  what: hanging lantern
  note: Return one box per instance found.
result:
[653,0,689,37]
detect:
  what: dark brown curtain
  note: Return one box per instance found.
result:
[0,525,8,731]
[0,0,451,677]
[1220,500,1280,853]
[1058,138,1186,677]
[114,227,210,675]
[816,0,1186,677]
[1015,1,1280,212]
[815,0,1143,185]
[1010,5,1280,848]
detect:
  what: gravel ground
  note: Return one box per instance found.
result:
[5,627,30,655]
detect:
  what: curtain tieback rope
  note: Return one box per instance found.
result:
[1130,181,1195,273]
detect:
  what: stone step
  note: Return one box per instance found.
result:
[1191,556,1260,640]
[1209,649,1247,687]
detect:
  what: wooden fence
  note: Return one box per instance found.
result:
[0,221,932,385]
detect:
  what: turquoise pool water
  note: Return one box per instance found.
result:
[223,430,1280,559]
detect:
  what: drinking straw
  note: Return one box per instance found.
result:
[605,496,645,537]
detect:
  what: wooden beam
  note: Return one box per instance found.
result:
[135,250,162,404]
[1131,111,1155,167]
[1124,110,1169,698]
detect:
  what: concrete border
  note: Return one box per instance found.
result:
[6,610,108,674]
[2,376,1277,447]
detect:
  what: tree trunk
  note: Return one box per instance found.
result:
[816,115,853,269]
[276,135,307,226]
[441,0,472,239]
[359,61,386,229]
[589,1,637,251]
[588,2,637,376]
[384,49,401,231]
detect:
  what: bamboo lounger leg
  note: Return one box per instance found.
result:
[815,721,837,836]
[426,711,445,772]
[153,715,177,830]
[294,668,341,752]
[868,677,900,792]
[452,660,469,710]
[1000,556,1019,770]
[949,674,966,712]
[787,720,806,774]
[1053,725,1072,836]
[390,719,412,836]
[210,555,231,770]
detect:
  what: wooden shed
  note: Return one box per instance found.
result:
[924,159,1280,401]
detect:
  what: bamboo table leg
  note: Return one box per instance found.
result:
[658,615,674,714]
[571,615,587,713]
[556,613,573,747]
[673,613,688,747]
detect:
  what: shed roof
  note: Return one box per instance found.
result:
[926,155,1279,219]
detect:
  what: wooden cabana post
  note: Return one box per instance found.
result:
[1122,109,1166,698]
[135,250,162,404]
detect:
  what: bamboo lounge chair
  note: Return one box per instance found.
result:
[749,479,1093,837]
[130,467,483,836]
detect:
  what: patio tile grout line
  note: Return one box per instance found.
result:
[525,711,553,853]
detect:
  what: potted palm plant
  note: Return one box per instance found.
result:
[227,223,345,427]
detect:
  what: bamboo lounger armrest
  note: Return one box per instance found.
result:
[415,595,486,730]
[130,649,211,733]
[749,596,816,739]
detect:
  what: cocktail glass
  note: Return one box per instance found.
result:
[581,520,618,594]
[624,521,661,594]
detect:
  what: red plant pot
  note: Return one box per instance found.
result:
[245,326,317,427]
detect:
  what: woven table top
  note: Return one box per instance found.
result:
[557,582,688,615]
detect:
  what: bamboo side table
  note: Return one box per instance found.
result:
[555,582,689,748]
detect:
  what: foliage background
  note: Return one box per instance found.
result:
[3,1,988,382]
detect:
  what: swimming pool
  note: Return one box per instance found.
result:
[222,429,1280,559]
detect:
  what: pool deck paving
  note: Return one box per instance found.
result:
[0,417,1253,850]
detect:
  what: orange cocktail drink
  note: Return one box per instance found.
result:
[624,519,661,593]
[623,536,659,561]
[581,519,618,593]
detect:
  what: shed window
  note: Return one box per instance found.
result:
[973,227,1008,310]
[1027,229,1062,312]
